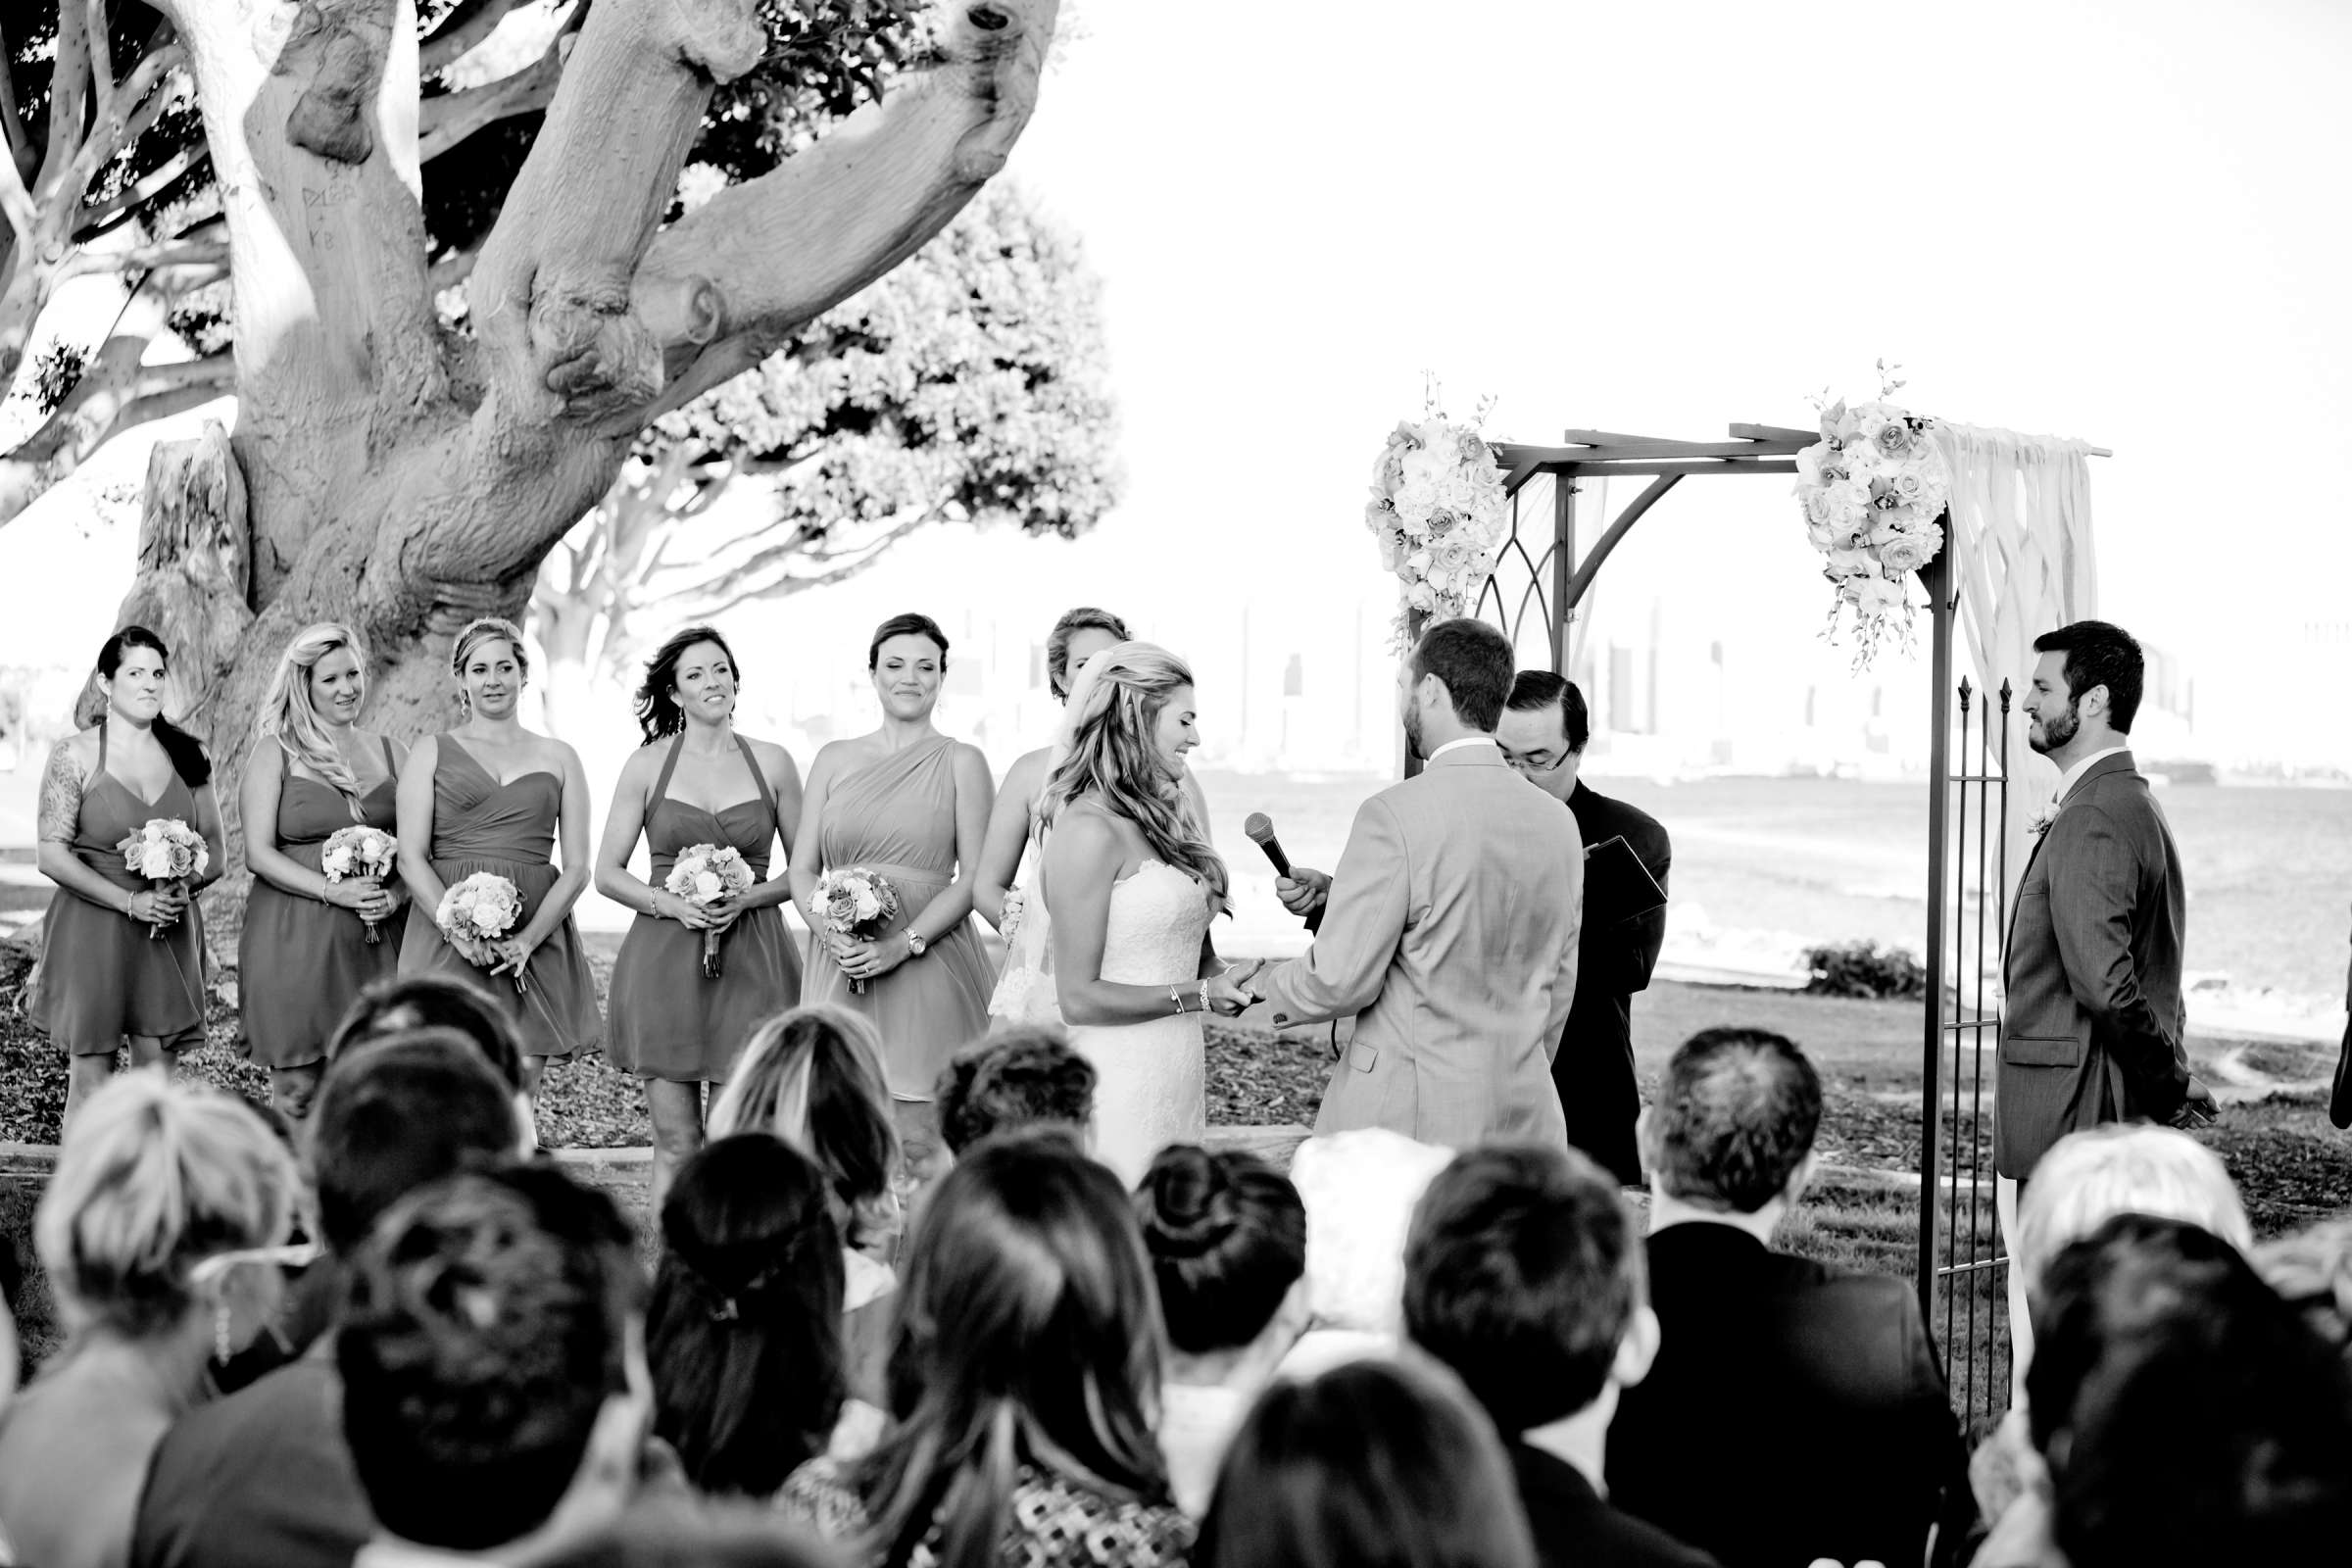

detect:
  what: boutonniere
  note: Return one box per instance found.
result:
[2026,801,2061,840]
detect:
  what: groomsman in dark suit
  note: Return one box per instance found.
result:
[1498,672,1671,1185]
[1996,618,2214,1384]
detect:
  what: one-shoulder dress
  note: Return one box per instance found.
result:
[606,733,801,1083]
[801,735,993,1100]
[32,724,208,1055]
[396,735,603,1057]
[238,743,404,1069]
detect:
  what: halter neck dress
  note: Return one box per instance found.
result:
[801,734,994,1100]
[395,734,603,1058]
[237,741,404,1069]
[607,732,801,1083]
[32,722,207,1055]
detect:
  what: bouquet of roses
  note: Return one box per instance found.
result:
[1364,385,1508,651]
[436,871,526,992]
[664,843,756,979]
[321,825,399,944]
[814,866,901,996]
[117,818,207,940]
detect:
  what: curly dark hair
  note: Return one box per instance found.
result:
[934,1027,1098,1156]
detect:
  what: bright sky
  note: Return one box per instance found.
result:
[6,0,2348,767]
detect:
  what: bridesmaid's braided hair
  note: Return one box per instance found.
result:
[261,622,371,818]
[1038,642,1226,910]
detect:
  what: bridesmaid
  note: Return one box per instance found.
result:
[32,627,227,1123]
[237,623,407,1123]
[974,607,1212,935]
[597,625,805,1208]
[395,616,602,1128]
[790,612,996,1183]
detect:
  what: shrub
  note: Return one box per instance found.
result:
[1803,939,1927,1000]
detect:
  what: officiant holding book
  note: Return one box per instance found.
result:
[1499,672,1672,1185]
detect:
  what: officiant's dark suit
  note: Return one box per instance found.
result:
[1498,673,1670,1184]
[1994,748,2190,1180]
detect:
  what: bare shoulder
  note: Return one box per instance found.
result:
[808,737,863,781]
[404,731,442,770]
[741,735,796,770]
[1046,801,1124,859]
[55,727,100,770]
[950,740,992,778]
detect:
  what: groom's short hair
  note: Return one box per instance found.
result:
[935,1027,1098,1155]
[1649,1028,1822,1213]
[2033,619,2144,733]
[1404,1145,1643,1432]
[1411,618,1514,731]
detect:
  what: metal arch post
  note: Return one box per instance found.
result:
[1917,522,1957,1327]
[1561,474,1685,615]
[1550,478,1577,672]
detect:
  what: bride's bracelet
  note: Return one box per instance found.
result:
[1168,984,1188,1016]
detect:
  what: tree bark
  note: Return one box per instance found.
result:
[93,0,1059,962]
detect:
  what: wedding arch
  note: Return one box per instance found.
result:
[1445,418,2104,1428]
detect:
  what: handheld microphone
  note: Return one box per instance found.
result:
[1242,812,1293,877]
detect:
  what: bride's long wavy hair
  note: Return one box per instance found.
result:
[260,622,372,819]
[1037,642,1225,910]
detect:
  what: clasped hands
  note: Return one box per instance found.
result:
[127,881,190,929]
[322,876,401,924]
[829,927,909,985]
[652,891,742,934]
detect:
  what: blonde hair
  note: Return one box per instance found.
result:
[35,1074,299,1338]
[709,1005,900,1226]
[2017,1124,2251,1296]
[1038,641,1226,907]
[261,622,371,815]
[450,616,529,681]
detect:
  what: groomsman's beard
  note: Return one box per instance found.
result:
[2028,702,2081,757]
[1400,702,1425,761]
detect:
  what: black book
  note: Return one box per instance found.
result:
[1584,834,1668,926]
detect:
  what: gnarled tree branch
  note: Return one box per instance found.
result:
[623,0,1059,434]
[417,36,564,161]
[421,0,536,76]
[0,341,235,524]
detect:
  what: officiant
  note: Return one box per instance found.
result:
[1497,672,1671,1185]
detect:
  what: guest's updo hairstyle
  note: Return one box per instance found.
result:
[261,621,372,813]
[865,612,948,670]
[93,625,213,787]
[1135,1146,1305,1355]
[634,625,741,745]
[34,1073,298,1339]
[450,616,529,681]
[1046,607,1127,701]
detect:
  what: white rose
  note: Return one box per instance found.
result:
[693,870,722,900]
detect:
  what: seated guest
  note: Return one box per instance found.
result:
[776,1132,1192,1566]
[130,1032,524,1568]
[0,1076,300,1568]
[648,1135,853,1495]
[1604,1028,1976,1568]
[2257,1212,2352,1363]
[1193,1355,1537,1568]
[339,1163,652,1566]
[934,1024,1098,1157]
[533,1497,836,1568]
[1134,1145,1309,1516]
[1280,1127,1456,1377]
[1972,1125,2256,1537]
[710,1006,902,1290]
[2024,1214,2352,1566]
[1406,1146,1719,1568]
[328,971,529,1096]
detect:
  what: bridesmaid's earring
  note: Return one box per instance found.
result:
[214,1300,233,1363]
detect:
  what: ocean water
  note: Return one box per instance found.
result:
[1196,770,2352,1010]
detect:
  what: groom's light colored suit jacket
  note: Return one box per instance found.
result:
[1995,749,2189,1180]
[1254,742,1584,1150]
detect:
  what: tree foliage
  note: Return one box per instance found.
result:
[537,175,1117,686]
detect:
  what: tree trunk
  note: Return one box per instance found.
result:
[126,0,1057,956]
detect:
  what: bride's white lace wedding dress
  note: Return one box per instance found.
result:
[990,858,1210,1186]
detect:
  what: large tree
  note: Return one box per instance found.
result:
[0,0,1057,901]
[533,175,1116,733]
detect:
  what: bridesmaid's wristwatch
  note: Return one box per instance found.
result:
[906,931,928,959]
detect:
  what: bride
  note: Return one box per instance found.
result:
[1017,644,1253,1183]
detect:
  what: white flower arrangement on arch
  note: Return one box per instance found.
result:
[1795,363,1951,668]
[1365,388,1508,652]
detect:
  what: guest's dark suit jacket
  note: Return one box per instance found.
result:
[1995,750,2188,1180]
[1604,1224,1978,1568]
[1556,781,1671,1184]
[1511,1441,1720,1568]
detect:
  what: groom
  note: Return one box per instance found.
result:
[1243,618,1585,1149]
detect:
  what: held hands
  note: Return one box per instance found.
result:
[490,933,541,980]
[1203,962,1262,1016]
[128,883,189,928]
[1275,867,1331,917]
[653,891,714,930]
[323,876,397,922]
[839,932,912,985]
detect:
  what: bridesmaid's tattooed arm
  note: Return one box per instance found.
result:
[34,738,131,914]
[36,740,82,845]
